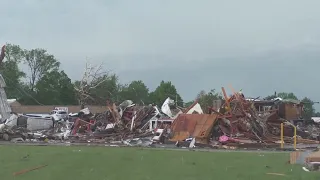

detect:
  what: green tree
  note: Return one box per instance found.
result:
[301,97,315,121]
[24,48,60,91]
[184,101,194,107]
[149,81,183,107]
[16,83,39,105]
[265,92,298,100]
[314,112,320,117]
[119,80,149,105]
[89,74,120,105]
[196,89,222,113]
[1,44,26,99]
[277,92,298,100]
[4,44,24,62]
[36,70,77,105]
[264,91,277,100]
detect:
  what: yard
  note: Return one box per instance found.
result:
[0,145,319,180]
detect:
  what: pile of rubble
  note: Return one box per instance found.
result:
[170,89,320,149]
[0,97,179,145]
[1,88,320,149]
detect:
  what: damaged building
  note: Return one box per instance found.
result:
[0,44,318,150]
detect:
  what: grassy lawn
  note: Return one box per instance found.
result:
[0,145,319,180]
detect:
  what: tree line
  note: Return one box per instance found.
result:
[1,44,319,120]
[1,44,183,107]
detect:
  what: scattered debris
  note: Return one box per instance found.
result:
[302,167,310,172]
[0,85,319,153]
[13,165,48,176]
[266,173,286,176]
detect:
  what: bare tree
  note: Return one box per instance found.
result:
[74,61,111,108]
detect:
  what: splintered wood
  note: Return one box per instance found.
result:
[13,165,48,176]
[290,151,302,164]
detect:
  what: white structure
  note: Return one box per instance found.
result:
[311,117,320,123]
[0,74,11,121]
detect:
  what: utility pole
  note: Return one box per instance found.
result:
[175,94,177,106]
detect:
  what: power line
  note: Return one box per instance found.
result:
[2,74,44,105]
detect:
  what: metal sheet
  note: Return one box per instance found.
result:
[170,114,218,143]
[0,74,11,120]
[26,117,54,131]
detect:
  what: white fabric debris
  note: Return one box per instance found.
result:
[4,113,18,127]
[80,108,91,115]
[189,138,196,148]
[272,97,283,101]
[311,117,320,123]
[106,123,115,129]
[0,123,4,132]
[161,97,175,118]
[118,100,134,117]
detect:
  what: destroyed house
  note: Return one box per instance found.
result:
[252,99,303,121]
[278,99,303,121]
[252,100,277,113]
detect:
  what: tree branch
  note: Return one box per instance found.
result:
[74,60,111,105]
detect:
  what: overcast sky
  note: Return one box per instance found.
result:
[1,0,320,109]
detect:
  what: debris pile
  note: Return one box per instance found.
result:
[168,88,320,149]
[0,87,320,150]
[291,150,320,172]
[0,98,178,146]
[207,90,320,147]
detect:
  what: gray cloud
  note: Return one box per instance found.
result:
[1,0,320,109]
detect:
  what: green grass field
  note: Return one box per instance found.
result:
[0,145,319,180]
